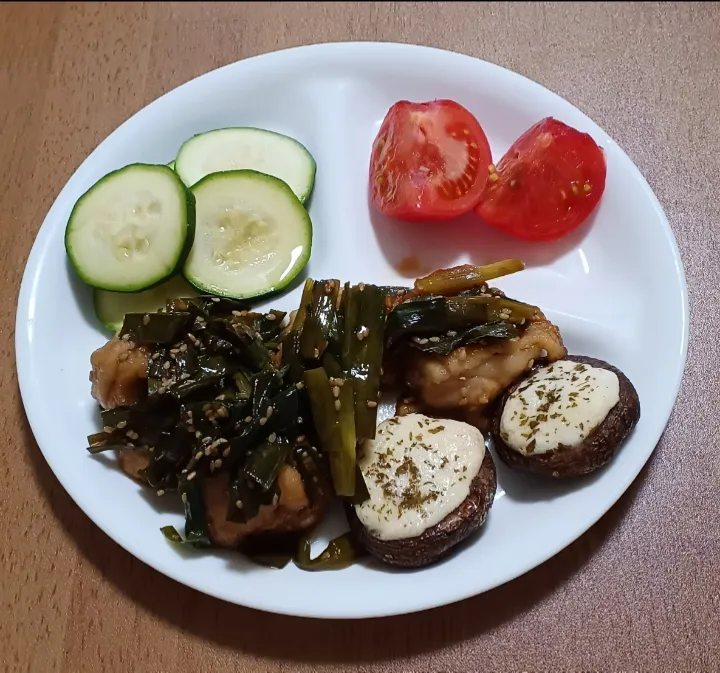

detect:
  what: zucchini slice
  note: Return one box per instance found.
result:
[175,127,316,202]
[183,170,311,300]
[65,163,195,292]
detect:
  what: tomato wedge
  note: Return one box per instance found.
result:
[369,100,492,222]
[474,117,607,241]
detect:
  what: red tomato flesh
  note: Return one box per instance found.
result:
[369,100,492,222]
[474,117,607,241]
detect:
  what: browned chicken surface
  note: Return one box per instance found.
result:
[407,317,567,410]
[204,466,326,548]
[90,336,149,410]
[118,448,151,480]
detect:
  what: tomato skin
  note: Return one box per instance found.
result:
[369,99,492,222]
[474,117,607,241]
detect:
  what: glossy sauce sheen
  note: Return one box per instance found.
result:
[500,360,620,455]
[355,414,485,541]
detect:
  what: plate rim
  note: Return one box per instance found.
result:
[15,40,690,619]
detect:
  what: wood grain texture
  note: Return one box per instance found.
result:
[2,2,719,671]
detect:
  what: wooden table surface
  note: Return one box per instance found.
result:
[3,2,718,671]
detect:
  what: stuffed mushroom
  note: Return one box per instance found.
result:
[348,413,496,568]
[492,355,640,478]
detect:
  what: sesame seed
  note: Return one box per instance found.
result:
[163,361,171,370]
[202,436,212,443]
[180,373,191,380]
[179,343,187,352]
[419,338,429,345]
[187,471,196,481]
[216,394,225,401]
[195,430,202,438]
[156,489,165,496]
[356,326,370,341]
[313,348,320,359]
[170,348,180,355]
[116,421,127,429]
[259,417,267,426]
[211,297,220,303]
[334,399,341,411]
[142,314,150,326]
[265,313,277,321]
[214,459,222,469]
[118,352,129,362]
[232,310,242,317]
[195,451,203,460]
[188,333,199,343]
[296,435,306,443]
[244,416,253,424]
[235,500,243,509]
[367,400,378,408]
[272,493,279,506]
[126,430,139,440]
[103,426,114,434]
[429,336,440,343]
[216,406,229,419]
[121,333,130,341]
[333,386,340,398]
[268,432,277,443]
[152,352,161,360]
[266,406,273,418]
[447,330,457,337]
[223,446,231,458]
[295,382,305,390]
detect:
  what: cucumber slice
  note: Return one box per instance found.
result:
[65,164,195,292]
[175,128,316,203]
[183,170,311,300]
[94,275,200,332]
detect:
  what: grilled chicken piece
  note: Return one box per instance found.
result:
[407,318,567,410]
[118,448,151,480]
[90,336,149,410]
[204,465,326,548]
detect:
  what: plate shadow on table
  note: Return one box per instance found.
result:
[367,196,594,278]
[21,396,655,665]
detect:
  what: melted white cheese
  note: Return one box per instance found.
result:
[500,360,620,455]
[354,413,485,541]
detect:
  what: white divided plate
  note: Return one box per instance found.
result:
[16,42,688,619]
